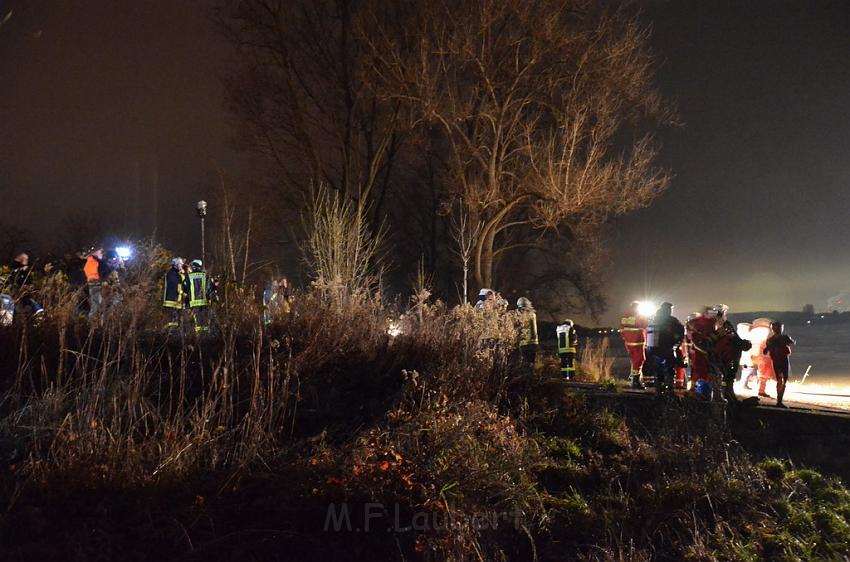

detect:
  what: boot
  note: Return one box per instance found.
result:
[776,381,787,408]
[630,373,645,389]
[757,378,771,398]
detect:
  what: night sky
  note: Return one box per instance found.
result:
[2,0,850,323]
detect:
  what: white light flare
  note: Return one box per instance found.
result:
[115,246,133,260]
[387,321,402,338]
[637,301,656,318]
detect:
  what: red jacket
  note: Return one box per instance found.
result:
[690,315,716,353]
[620,313,648,346]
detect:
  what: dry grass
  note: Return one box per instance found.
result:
[0,253,849,561]
[576,337,615,383]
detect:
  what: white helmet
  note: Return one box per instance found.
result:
[171,257,184,267]
[191,259,203,268]
[516,297,532,309]
[713,303,729,316]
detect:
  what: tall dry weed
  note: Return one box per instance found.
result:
[576,336,615,383]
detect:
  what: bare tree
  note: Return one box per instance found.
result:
[220,0,673,315]
[302,184,384,297]
[449,199,483,305]
[363,0,673,293]
[216,0,405,223]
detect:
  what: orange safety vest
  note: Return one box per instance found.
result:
[84,256,100,282]
[620,314,647,346]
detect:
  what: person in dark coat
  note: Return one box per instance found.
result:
[645,302,685,398]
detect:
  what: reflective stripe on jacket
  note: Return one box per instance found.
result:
[163,268,184,309]
[556,324,578,354]
[188,272,208,308]
[620,314,647,346]
[519,310,538,346]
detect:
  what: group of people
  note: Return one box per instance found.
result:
[475,289,580,381]
[0,252,45,324]
[162,257,296,332]
[0,247,129,324]
[4,252,797,405]
[621,301,796,407]
[0,245,297,334]
[162,257,216,333]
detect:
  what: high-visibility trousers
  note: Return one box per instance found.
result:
[626,345,645,375]
[675,365,686,387]
[691,352,711,383]
[559,352,576,378]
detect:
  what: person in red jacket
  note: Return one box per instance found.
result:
[620,301,649,389]
[764,322,795,408]
[689,307,717,389]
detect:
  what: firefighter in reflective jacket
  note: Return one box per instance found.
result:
[163,258,186,329]
[556,319,578,380]
[187,259,211,333]
[517,297,538,371]
[620,301,649,389]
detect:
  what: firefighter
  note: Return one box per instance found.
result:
[475,288,495,310]
[620,301,649,389]
[516,297,538,372]
[187,260,211,334]
[556,319,578,380]
[163,258,186,330]
[764,322,795,408]
[262,276,293,325]
[645,302,684,398]
[708,304,751,402]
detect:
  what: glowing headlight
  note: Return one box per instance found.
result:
[387,322,402,338]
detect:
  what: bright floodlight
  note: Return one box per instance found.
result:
[637,301,656,317]
[115,246,133,260]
